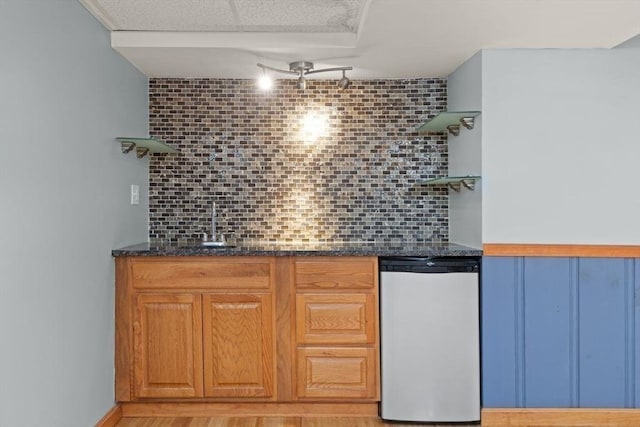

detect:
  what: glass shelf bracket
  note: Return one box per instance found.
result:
[420,175,481,192]
[115,137,179,159]
[416,111,481,136]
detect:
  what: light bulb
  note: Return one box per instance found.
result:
[258,74,273,90]
[297,75,306,90]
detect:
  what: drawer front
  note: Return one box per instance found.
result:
[296,347,377,399]
[131,257,274,290]
[294,257,377,290]
[296,294,375,344]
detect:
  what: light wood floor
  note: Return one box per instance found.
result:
[115,417,478,426]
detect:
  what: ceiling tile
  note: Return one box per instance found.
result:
[86,0,368,32]
[232,0,366,32]
[90,0,238,31]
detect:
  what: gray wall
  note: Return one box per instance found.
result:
[482,49,640,244]
[0,1,148,426]
[616,33,640,48]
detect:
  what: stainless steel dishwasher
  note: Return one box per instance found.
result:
[380,256,480,422]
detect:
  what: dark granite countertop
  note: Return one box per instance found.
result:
[112,240,482,257]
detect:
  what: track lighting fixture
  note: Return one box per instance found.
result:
[297,74,306,90]
[337,69,350,90]
[256,61,353,91]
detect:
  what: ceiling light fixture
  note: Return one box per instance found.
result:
[297,74,306,90]
[256,61,353,91]
[337,69,350,90]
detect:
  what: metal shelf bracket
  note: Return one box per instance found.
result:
[460,179,475,191]
[446,124,460,136]
[459,116,475,130]
[448,182,461,192]
[120,141,136,154]
[136,147,150,158]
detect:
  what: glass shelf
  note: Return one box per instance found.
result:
[416,111,481,135]
[420,175,480,192]
[116,137,179,158]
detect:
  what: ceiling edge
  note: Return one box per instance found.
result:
[355,0,373,40]
[78,0,119,30]
[111,31,358,49]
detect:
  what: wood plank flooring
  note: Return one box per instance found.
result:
[115,417,478,427]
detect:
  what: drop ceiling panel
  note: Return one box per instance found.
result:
[85,0,368,32]
[233,0,365,32]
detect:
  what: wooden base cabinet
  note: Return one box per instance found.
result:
[293,257,380,401]
[116,256,379,406]
[117,257,276,401]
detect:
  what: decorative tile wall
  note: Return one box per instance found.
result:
[149,78,448,243]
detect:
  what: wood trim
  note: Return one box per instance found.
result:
[289,258,300,401]
[275,257,294,401]
[481,408,640,427]
[120,402,379,418]
[115,257,132,401]
[371,259,380,401]
[95,404,122,427]
[483,244,640,258]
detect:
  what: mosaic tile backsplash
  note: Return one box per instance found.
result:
[149,78,448,243]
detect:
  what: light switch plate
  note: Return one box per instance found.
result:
[130,184,139,205]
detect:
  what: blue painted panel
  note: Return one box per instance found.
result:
[523,257,573,407]
[482,256,639,408]
[579,258,628,407]
[634,259,640,408]
[481,256,519,407]
[625,259,635,408]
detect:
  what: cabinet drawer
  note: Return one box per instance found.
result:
[296,294,375,344]
[294,257,377,290]
[296,347,377,399]
[131,257,274,290]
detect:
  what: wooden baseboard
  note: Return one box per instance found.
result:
[121,402,379,418]
[483,244,640,258]
[95,404,122,427]
[482,408,640,427]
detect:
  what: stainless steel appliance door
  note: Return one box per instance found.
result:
[380,270,480,422]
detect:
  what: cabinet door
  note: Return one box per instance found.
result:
[203,293,274,398]
[297,347,377,399]
[133,294,203,398]
[296,294,375,344]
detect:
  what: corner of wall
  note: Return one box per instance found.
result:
[447,52,483,249]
